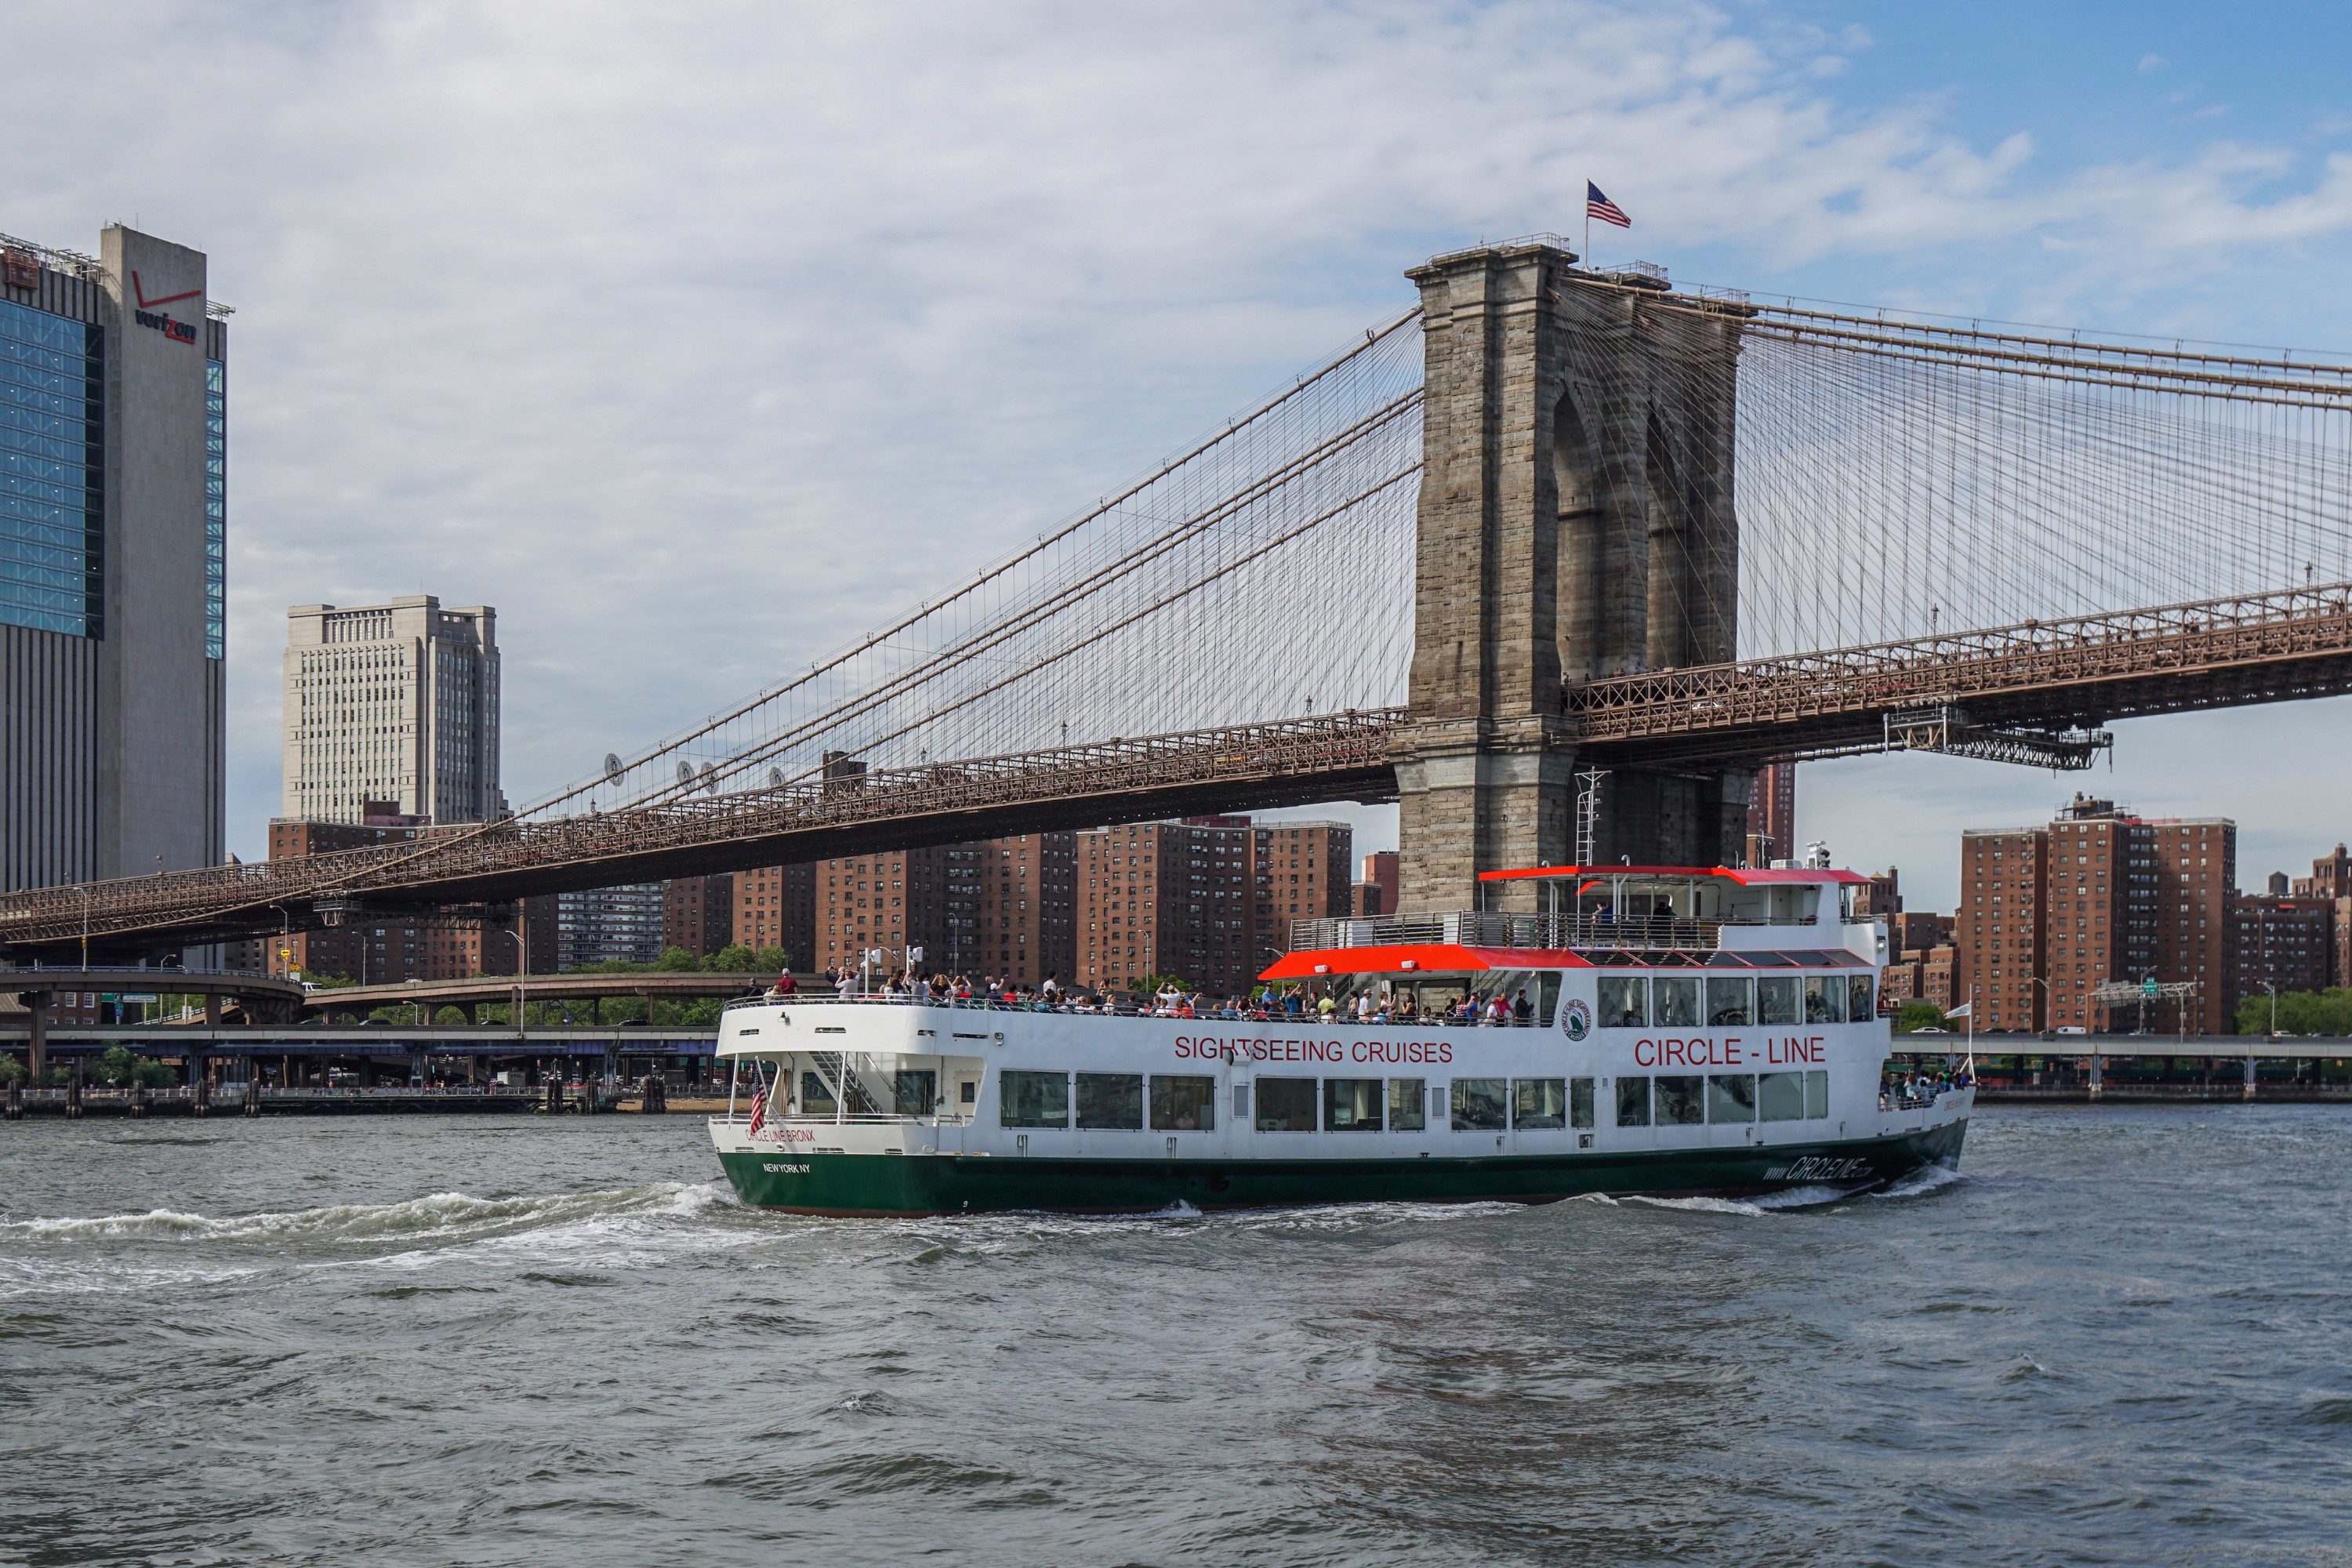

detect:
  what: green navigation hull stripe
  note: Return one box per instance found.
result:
[717,1121,1966,1216]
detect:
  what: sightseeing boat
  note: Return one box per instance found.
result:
[708,864,1969,1216]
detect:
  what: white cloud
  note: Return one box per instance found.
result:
[2,0,2349,898]
[2139,52,2165,72]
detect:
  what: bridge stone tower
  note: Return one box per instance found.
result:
[1392,240,1751,912]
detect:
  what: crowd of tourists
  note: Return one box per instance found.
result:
[768,967,1547,1025]
[1880,1065,1971,1110]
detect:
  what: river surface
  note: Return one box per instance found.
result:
[2,1106,2347,1566]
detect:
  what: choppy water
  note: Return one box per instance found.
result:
[2,1109,2347,1566]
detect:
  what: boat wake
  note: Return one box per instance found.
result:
[0,1181,724,1249]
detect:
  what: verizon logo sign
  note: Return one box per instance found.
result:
[132,270,201,344]
[135,307,197,344]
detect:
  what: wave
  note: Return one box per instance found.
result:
[0,1181,722,1248]
[1870,1163,1968,1201]
[1624,1194,1769,1217]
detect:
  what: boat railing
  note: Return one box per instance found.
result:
[1288,911,1730,953]
[1879,1086,1964,1112]
[718,993,1566,1027]
[709,1109,974,1128]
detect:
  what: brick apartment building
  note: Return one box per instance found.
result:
[2234,893,2333,1006]
[661,873,735,958]
[726,816,1352,995]
[740,833,1078,986]
[1952,797,2234,1034]
[1073,818,1351,993]
[734,863,815,963]
[2289,844,2352,989]
[1746,760,1797,866]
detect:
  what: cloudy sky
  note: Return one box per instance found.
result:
[9,0,2352,909]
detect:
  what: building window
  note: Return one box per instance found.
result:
[0,299,104,637]
[204,358,225,658]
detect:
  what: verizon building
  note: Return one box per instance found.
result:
[1,225,226,894]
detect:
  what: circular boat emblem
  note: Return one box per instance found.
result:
[1561,997,1592,1040]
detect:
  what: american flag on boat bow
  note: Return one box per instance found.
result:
[1587,182,1631,228]
[746,1083,768,1138]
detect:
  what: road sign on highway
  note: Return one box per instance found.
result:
[2142,977,2160,998]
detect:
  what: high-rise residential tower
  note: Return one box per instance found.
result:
[1953,796,2236,1035]
[2,225,226,893]
[281,595,504,823]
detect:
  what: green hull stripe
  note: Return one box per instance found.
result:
[716,1123,1966,1216]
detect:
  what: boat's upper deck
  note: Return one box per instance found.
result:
[1280,865,1883,978]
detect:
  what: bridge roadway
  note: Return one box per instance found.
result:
[5,581,2352,959]
[1570,580,2352,768]
[297,971,772,1020]
[0,1025,718,1057]
[0,713,1399,956]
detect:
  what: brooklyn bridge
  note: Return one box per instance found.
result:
[9,235,2352,958]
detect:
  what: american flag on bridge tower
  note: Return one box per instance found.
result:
[1586,182,1632,228]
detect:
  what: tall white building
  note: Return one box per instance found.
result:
[281,595,504,823]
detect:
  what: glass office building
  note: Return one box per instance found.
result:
[0,227,226,900]
[0,296,103,638]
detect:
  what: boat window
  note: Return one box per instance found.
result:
[1570,1077,1595,1130]
[1076,1073,1143,1130]
[1232,1083,1252,1123]
[1000,1070,1069,1128]
[1654,977,1700,1027]
[1758,1071,1805,1122]
[800,1070,837,1113]
[1536,974,1561,1026]
[1325,1079,1383,1132]
[893,1069,937,1117]
[1513,1078,1567,1129]
[1805,1069,1830,1119]
[1149,1075,1216,1132]
[1803,975,1846,1024]
[1256,1077,1318,1132]
[1388,1078,1425,1131]
[1616,1076,1650,1127]
[1847,975,1876,1022]
[1705,976,1754,1026]
[1707,1073,1757,1123]
[1450,1078,1507,1131]
[1653,1075,1704,1125]
[1757,976,1800,1025]
[1596,975,1647,1028]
